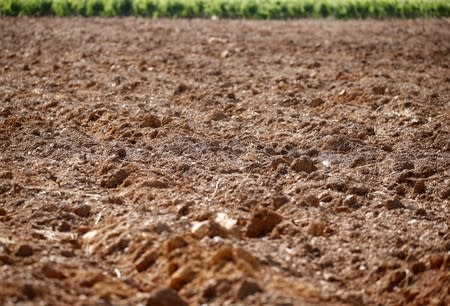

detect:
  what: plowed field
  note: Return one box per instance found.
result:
[0,18,449,306]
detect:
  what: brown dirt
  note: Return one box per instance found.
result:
[0,17,449,306]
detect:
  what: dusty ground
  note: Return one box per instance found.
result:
[0,17,449,306]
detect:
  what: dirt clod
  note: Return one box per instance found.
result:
[101,168,129,188]
[15,244,33,257]
[384,197,405,210]
[291,156,316,173]
[246,209,282,238]
[141,114,161,128]
[236,279,263,300]
[413,180,426,194]
[147,287,188,306]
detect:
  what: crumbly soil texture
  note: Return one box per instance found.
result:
[0,17,449,306]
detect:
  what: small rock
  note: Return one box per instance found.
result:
[135,250,159,272]
[384,197,404,210]
[147,287,188,306]
[291,156,316,173]
[235,279,263,300]
[15,244,33,257]
[169,265,197,290]
[73,204,91,218]
[101,168,129,188]
[413,180,426,194]
[307,221,327,236]
[351,156,366,168]
[57,221,71,232]
[245,209,282,238]
[42,264,65,279]
[309,98,324,107]
[0,208,7,216]
[141,114,161,128]
[210,110,227,121]
[302,194,319,207]
[409,261,426,274]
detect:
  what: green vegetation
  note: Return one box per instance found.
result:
[0,0,449,18]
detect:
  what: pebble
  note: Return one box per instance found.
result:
[147,287,188,306]
[141,114,161,128]
[235,279,263,300]
[384,197,404,210]
[0,207,7,216]
[169,265,197,290]
[245,209,282,238]
[290,156,316,173]
[307,221,327,236]
[343,195,358,208]
[15,244,33,257]
[413,180,426,194]
[101,168,129,188]
[117,147,126,159]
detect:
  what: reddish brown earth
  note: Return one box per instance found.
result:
[0,17,449,306]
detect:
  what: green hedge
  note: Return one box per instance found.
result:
[1,0,449,18]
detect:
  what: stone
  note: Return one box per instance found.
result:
[15,244,33,257]
[147,287,188,306]
[245,209,282,238]
[235,279,263,300]
[291,156,316,173]
[343,195,357,206]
